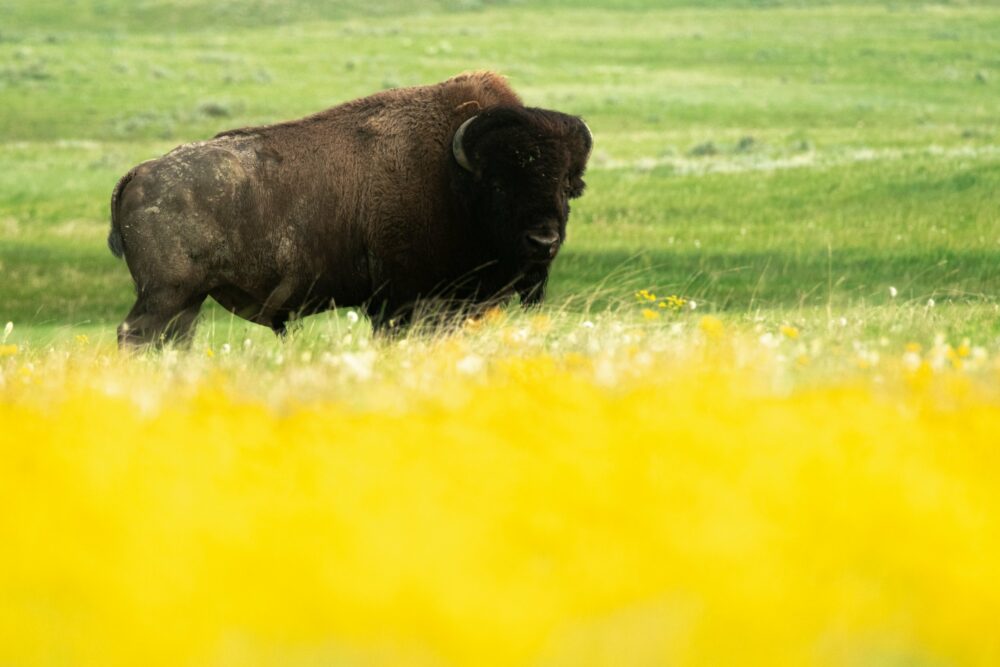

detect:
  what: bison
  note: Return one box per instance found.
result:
[108,71,592,347]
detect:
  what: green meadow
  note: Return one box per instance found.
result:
[2,0,999,343]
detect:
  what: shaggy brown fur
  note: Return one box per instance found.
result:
[108,71,592,347]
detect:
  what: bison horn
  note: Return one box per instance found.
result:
[581,119,594,161]
[452,115,477,172]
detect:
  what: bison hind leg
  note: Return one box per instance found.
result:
[118,287,207,350]
[270,318,287,337]
[271,313,303,338]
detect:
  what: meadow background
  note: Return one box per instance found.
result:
[2,0,999,338]
[2,1,1000,665]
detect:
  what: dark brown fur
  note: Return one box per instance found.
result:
[109,71,591,347]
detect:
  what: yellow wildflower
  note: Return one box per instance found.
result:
[0,344,18,357]
[905,342,922,354]
[780,325,800,340]
[664,295,688,310]
[466,307,506,332]
[1,327,1000,666]
[562,352,588,369]
[944,344,968,370]
[642,308,660,321]
[75,334,89,345]
[907,359,934,389]
[531,314,553,333]
[635,289,657,302]
[463,316,484,333]
[699,315,724,339]
[205,348,215,359]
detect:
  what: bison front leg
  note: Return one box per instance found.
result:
[118,288,206,349]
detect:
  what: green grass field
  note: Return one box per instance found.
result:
[2,0,999,341]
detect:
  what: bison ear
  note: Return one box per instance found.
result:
[452,116,477,172]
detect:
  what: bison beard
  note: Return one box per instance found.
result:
[108,71,592,348]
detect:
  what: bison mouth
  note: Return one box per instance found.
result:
[515,265,550,306]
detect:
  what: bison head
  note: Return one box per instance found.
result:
[452,106,592,304]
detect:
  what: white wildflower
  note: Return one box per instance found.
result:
[341,350,376,381]
[759,332,780,349]
[132,389,160,417]
[580,320,595,329]
[902,351,922,371]
[688,300,697,310]
[456,354,485,375]
[221,343,231,354]
[594,358,617,386]
[346,310,359,325]
[927,298,936,308]
[889,286,898,298]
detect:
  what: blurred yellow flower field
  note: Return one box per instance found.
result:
[2,316,999,666]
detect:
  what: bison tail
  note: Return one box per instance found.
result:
[108,168,136,259]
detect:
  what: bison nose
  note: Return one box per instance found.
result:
[525,230,560,258]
